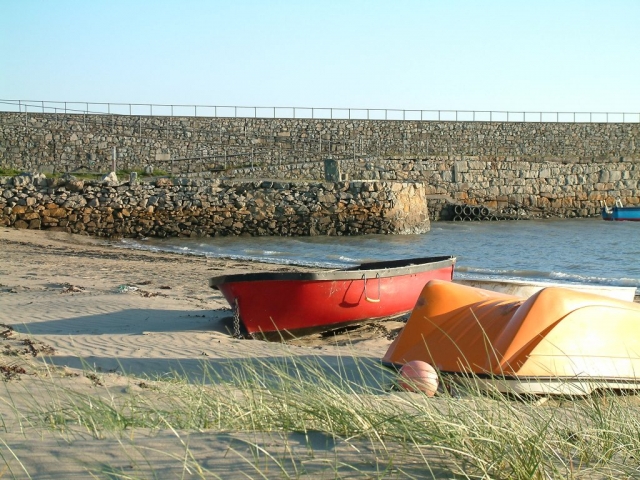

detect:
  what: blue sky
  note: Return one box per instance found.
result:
[1,0,639,113]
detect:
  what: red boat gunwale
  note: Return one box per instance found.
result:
[210,256,456,340]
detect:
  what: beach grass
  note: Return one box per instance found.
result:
[3,350,640,479]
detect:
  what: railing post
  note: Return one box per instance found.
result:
[195,105,197,117]
[150,104,153,116]
[41,100,44,113]
[25,104,27,126]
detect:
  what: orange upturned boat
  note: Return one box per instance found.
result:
[383,280,640,394]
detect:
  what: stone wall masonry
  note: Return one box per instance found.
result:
[1,113,638,175]
[0,175,430,237]
[224,155,640,219]
[2,112,639,221]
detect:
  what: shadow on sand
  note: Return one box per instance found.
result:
[11,308,234,336]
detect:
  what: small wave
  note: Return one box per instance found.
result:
[456,266,549,279]
[454,267,639,292]
[549,271,640,288]
[203,252,345,269]
[338,255,358,262]
[115,239,344,269]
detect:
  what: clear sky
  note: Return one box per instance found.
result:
[1,0,639,113]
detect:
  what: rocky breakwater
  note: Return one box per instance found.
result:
[0,174,430,237]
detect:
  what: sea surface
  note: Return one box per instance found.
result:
[118,218,640,294]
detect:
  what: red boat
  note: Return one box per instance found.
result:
[209,256,456,339]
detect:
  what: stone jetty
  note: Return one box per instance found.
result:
[0,174,430,237]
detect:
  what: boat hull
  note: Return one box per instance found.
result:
[383,280,640,394]
[601,206,640,221]
[210,256,455,339]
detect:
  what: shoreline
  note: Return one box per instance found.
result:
[2,227,639,477]
[0,227,402,475]
[0,226,396,346]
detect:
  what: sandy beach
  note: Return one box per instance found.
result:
[0,227,407,478]
[3,227,640,479]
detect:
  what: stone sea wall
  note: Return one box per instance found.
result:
[1,113,638,175]
[0,174,430,237]
[2,112,639,221]
[230,156,640,219]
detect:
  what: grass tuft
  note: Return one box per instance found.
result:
[2,351,640,478]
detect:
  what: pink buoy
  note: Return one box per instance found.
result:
[398,360,439,396]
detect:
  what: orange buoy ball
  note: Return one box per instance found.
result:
[398,360,439,396]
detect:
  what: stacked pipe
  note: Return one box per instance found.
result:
[452,204,498,221]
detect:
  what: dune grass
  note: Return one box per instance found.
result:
[2,351,640,479]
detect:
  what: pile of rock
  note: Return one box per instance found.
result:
[0,173,430,238]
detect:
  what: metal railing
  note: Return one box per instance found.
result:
[1,99,640,123]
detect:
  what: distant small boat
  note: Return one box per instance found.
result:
[384,280,640,395]
[601,199,640,221]
[210,256,456,340]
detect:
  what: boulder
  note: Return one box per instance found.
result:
[62,174,85,192]
[12,174,32,187]
[101,172,119,186]
[155,178,173,187]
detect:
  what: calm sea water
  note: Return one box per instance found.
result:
[118,218,640,294]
